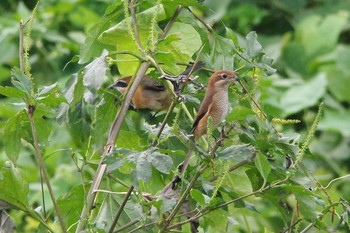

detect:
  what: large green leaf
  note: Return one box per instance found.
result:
[156,22,202,74]
[217,144,255,162]
[10,68,33,97]
[79,2,123,64]
[294,11,348,58]
[0,86,26,99]
[254,153,271,187]
[57,185,84,232]
[318,109,350,137]
[3,110,28,162]
[0,162,31,212]
[280,73,327,116]
[83,50,109,93]
[147,151,173,174]
[99,5,166,76]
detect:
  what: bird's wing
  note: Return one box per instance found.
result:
[192,91,214,132]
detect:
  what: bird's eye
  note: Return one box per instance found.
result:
[221,74,228,79]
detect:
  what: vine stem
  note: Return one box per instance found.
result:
[19,21,67,232]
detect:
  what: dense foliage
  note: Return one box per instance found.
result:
[0,0,350,232]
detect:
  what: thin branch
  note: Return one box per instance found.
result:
[187,7,213,32]
[19,20,67,233]
[159,164,207,232]
[108,185,135,233]
[159,6,183,41]
[113,219,140,232]
[128,0,145,56]
[167,180,286,230]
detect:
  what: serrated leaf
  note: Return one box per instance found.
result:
[254,153,271,186]
[283,186,319,221]
[63,72,85,107]
[225,27,238,45]
[10,68,33,96]
[67,101,91,148]
[202,34,236,70]
[83,49,108,93]
[0,162,31,212]
[217,144,255,162]
[3,110,28,161]
[57,185,84,232]
[136,150,152,182]
[148,152,173,174]
[156,22,202,74]
[246,31,263,58]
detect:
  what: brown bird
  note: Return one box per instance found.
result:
[110,76,172,111]
[179,70,239,174]
[110,62,204,111]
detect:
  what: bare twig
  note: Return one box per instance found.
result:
[113,219,140,232]
[108,185,135,233]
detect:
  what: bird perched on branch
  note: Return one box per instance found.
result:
[111,75,172,111]
[179,70,240,174]
[109,62,204,111]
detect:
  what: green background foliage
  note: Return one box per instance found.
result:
[0,0,350,232]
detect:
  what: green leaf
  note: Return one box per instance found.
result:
[246,31,263,58]
[325,45,350,102]
[92,95,118,147]
[148,151,173,174]
[67,101,91,148]
[254,153,271,186]
[136,149,153,182]
[35,83,66,107]
[295,11,348,58]
[283,186,320,221]
[202,33,236,70]
[217,144,255,162]
[57,185,84,232]
[227,106,254,121]
[225,27,238,45]
[99,5,166,76]
[83,50,109,92]
[0,86,26,98]
[3,110,28,161]
[0,162,31,212]
[79,2,123,63]
[280,73,327,116]
[190,189,206,206]
[318,109,350,137]
[63,72,85,107]
[156,22,202,74]
[11,67,33,96]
